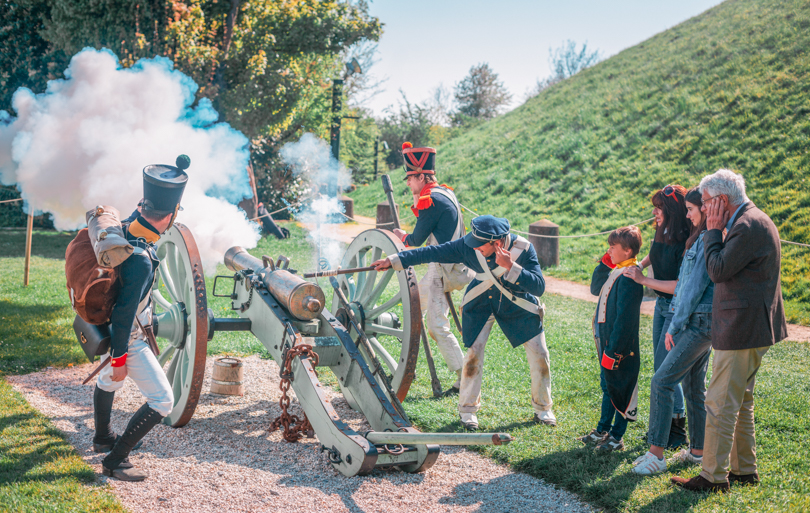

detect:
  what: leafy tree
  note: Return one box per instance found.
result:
[452,63,512,123]
[0,0,382,214]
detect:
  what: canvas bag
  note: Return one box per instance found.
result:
[65,206,133,325]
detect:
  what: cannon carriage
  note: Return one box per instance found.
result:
[149,223,511,477]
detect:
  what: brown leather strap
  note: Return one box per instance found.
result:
[135,316,160,357]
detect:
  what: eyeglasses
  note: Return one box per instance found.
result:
[662,185,679,203]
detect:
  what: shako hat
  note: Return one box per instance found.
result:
[142,155,190,215]
[401,142,436,179]
[463,215,511,248]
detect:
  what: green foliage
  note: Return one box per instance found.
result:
[351,0,810,324]
[453,62,512,123]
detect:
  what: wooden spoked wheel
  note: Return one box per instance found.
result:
[151,223,208,427]
[331,229,422,401]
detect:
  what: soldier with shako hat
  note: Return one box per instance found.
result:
[372,214,557,430]
[393,142,474,396]
[92,155,190,481]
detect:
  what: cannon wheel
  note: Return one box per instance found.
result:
[331,229,421,401]
[151,223,208,427]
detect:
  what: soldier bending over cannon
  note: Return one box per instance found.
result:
[93,157,189,481]
[373,215,557,430]
[393,142,473,396]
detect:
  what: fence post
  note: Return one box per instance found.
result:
[24,208,34,286]
[339,196,354,221]
[528,219,559,269]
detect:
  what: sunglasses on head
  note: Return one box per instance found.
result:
[662,185,679,203]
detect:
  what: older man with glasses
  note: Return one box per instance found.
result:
[671,169,788,492]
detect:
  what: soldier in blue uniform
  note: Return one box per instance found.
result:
[372,215,557,430]
[93,156,189,481]
[393,142,473,395]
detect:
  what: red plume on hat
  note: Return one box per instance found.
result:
[401,142,436,177]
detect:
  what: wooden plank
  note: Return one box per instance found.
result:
[23,208,33,286]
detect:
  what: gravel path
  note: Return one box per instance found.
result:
[8,356,592,513]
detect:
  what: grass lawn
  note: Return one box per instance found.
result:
[2,226,809,512]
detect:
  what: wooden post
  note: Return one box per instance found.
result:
[528,219,560,269]
[375,201,400,230]
[339,196,354,221]
[24,208,34,286]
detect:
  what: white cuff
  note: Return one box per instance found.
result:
[389,253,404,271]
[504,262,523,283]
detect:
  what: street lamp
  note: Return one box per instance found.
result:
[330,58,362,163]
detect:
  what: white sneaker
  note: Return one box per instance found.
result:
[460,413,479,431]
[668,448,703,465]
[631,452,667,475]
[632,453,648,466]
[533,410,557,426]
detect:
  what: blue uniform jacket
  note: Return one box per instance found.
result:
[404,188,459,247]
[394,234,545,348]
[108,211,160,359]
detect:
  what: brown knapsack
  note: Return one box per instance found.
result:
[65,228,122,325]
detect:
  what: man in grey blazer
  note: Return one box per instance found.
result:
[672,169,788,492]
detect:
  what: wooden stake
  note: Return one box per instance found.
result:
[24,208,33,286]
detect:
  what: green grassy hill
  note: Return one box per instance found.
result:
[351,0,810,325]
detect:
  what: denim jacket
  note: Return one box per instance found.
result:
[667,232,714,336]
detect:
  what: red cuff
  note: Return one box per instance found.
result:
[110,354,127,367]
[601,352,616,370]
[601,252,616,269]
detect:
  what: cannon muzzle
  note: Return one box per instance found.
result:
[224,246,325,320]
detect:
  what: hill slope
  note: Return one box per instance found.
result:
[351,0,810,324]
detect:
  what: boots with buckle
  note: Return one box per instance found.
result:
[102,403,164,482]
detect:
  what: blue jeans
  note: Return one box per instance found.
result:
[648,312,712,449]
[653,296,685,416]
[597,368,628,441]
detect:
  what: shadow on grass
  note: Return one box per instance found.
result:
[0,302,83,375]
[0,230,77,259]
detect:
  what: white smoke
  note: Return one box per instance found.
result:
[0,48,260,273]
[279,133,351,269]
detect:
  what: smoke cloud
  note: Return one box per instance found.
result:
[279,133,351,269]
[0,48,260,273]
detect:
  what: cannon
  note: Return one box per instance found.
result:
[148,223,512,477]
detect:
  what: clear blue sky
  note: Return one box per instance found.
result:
[364,0,725,115]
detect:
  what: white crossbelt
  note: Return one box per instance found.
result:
[460,236,543,317]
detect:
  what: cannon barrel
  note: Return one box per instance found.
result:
[224,246,325,320]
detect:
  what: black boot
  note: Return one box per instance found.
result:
[667,416,687,449]
[92,385,117,452]
[102,403,164,481]
[92,386,142,453]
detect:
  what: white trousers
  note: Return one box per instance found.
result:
[419,263,464,373]
[96,307,174,417]
[458,315,553,415]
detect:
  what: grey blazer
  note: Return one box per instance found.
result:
[703,202,788,350]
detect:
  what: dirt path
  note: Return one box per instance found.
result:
[8,357,590,513]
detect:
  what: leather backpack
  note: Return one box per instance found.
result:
[65,228,122,325]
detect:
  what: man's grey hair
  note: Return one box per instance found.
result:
[698,169,750,207]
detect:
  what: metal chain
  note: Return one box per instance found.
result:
[269,342,320,443]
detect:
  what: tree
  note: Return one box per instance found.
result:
[526,40,602,99]
[549,39,601,81]
[452,63,512,123]
[0,0,382,213]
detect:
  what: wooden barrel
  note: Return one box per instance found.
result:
[210,357,244,396]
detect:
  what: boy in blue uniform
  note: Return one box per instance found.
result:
[93,156,189,481]
[373,215,556,430]
[579,226,644,452]
[392,142,473,395]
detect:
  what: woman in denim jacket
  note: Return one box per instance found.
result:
[633,187,715,475]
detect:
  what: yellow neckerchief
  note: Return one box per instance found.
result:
[128,217,160,244]
[613,257,639,270]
